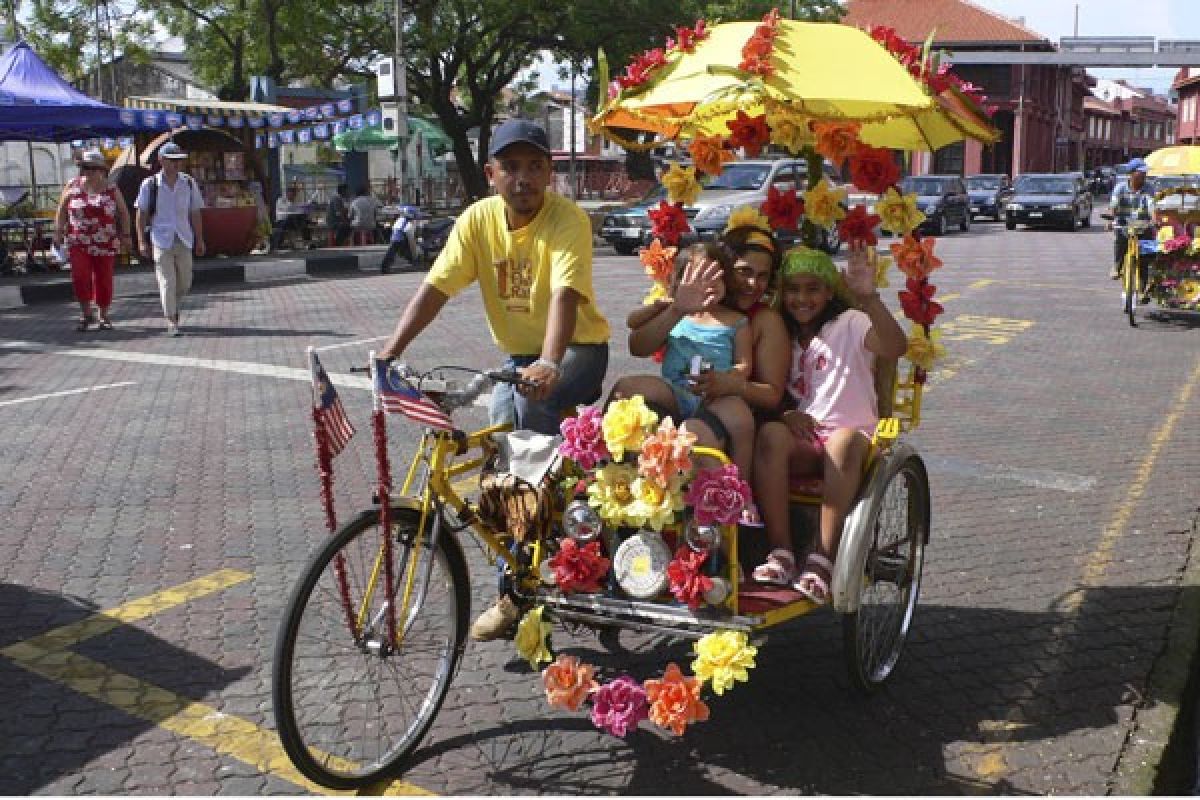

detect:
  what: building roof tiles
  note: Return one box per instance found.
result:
[843,0,1051,46]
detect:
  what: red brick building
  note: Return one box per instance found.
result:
[1174,68,1200,145]
[1083,82,1176,167]
[843,0,1091,176]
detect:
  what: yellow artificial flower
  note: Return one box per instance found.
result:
[765,107,811,154]
[586,463,643,528]
[601,395,658,460]
[691,630,757,696]
[875,187,926,235]
[802,178,847,228]
[725,205,771,233]
[661,162,702,206]
[628,475,685,531]
[643,281,670,305]
[905,324,946,372]
[1178,279,1200,304]
[514,605,553,669]
[874,252,893,289]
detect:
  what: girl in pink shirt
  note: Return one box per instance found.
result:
[750,243,907,604]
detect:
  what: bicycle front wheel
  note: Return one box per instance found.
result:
[273,508,469,788]
[1124,248,1140,327]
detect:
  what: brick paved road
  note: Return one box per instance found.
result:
[1,217,1198,794]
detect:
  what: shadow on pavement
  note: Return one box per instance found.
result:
[0,583,250,794]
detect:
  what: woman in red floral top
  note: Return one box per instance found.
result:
[53,149,133,331]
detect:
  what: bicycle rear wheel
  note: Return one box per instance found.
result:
[273,508,469,788]
[1124,247,1139,327]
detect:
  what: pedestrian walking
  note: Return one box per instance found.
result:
[53,148,133,332]
[135,142,206,336]
[379,204,423,273]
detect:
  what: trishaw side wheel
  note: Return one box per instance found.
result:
[273,508,469,788]
[841,453,930,693]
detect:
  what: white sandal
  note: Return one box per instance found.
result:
[794,552,834,606]
[751,548,796,586]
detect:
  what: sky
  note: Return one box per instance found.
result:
[528,0,1193,96]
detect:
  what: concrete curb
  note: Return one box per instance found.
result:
[0,249,384,309]
[1112,508,1200,794]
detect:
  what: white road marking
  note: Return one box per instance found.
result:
[313,335,390,352]
[923,453,1097,493]
[0,381,138,408]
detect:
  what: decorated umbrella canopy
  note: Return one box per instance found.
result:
[333,119,453,156]
[1144,145,1200,177]
[590,17,998,152]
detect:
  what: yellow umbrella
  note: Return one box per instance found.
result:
[1145,146,1200,176]
[591,19,999,152]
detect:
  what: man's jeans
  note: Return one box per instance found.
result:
[488,343,609,434]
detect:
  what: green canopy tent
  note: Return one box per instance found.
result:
[332,118,452,156]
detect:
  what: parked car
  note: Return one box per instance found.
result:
[686,158,843,254]
[1005,173,1093,231]
[599,185,667,255]
[898,175,971,235]
[1149,174,1200,214]
[965,173,1014,221]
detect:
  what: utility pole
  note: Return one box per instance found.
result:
[393,0,407,204]
[569,60,577,200]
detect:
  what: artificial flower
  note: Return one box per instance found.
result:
[647,201,691,246]
[905,324,946,372]
[1160,234,1192,254]
[837,204,882,247]
[875,187,926,235]
[689,134,734,177]
[661,162,703,206]
[691,630,757,696]
[590,674,650,738]
[586,462,643,528]
[617,48,668,91]
[725,205,772,233]
[667,19,708,54]
[637,417,697,486]
[644,663,710,735]
[802,178,848,229]
[760,185,803,231]
[849,144,901,195]
[629,475,686,532]
[559,405,610,470]
[543,654,599,712]
[548,537,611,593]
[726,111,771,158]
[898,277,944,326]
[643,282,670,305]
[810,121,862,168]
[666,545,712,609]
[514,605,553,669]
[601,395,659,460]
[1177,279,1200,304]
[890,234,943,281]
[765,106,811,153]
[684,464,752,526]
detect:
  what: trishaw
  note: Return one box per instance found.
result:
[1112,186,1200,327]
[270,12,999,788]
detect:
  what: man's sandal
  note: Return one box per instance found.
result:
[751,548,796,586]
[794,553,834,606]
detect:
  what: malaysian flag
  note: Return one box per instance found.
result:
[310,350,355,456]
[373,359,454,431]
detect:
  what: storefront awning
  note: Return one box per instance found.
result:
[125,96,294,119]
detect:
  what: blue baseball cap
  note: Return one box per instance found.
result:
[488,119,551,159]
[159,142,188,160]
[1125,157,1148,173]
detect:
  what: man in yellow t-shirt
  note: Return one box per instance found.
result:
[379,119,610,434]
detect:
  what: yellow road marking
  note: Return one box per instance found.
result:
[0,570,432,796]
[968,279,996,290]
[938,292,961,303]
[939,314,1034,345]
[971,277,1112,295]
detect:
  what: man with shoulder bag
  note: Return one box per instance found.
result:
[135,142,206,336]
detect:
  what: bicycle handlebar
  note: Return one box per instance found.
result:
[346,362,537,413]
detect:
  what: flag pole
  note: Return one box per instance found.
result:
[369,350,399,644]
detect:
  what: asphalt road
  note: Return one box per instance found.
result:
[1,215,1198,794]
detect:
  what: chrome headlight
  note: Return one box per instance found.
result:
[684,519,721,552]
[562,500,602,542]
[1007,203,1023,211]
[1053,203,1072,210]
[695,204,732,223]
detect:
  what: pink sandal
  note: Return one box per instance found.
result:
[794,553,834,606]
[751,548,796,586]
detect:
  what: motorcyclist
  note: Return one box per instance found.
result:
[380,204,424,273]
[1107,158,1156,280]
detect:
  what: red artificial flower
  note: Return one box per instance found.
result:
[549,538,611,594]
[838,204,882,247]
[849,144,901,195]
[760,185,802,231]
[726,111,771,157]
[669,19,708,53]
[617,48,668,90]
[742,32,773,60]
[898,277,944,326]
[666,546,712,609]
[647,201,691,246]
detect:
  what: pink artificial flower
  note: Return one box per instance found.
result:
[637,417,696,486]
[683,464,751,526]
[559,406,610,470]
[590,674,650,737]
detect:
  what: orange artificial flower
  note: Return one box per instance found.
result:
[639,238,677,286]
[726,111,771,158]
[644,662,710,735]
[811,121,862,168]
[889,234,944,281]
[689,134,734,177]
[543,654,599,712]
